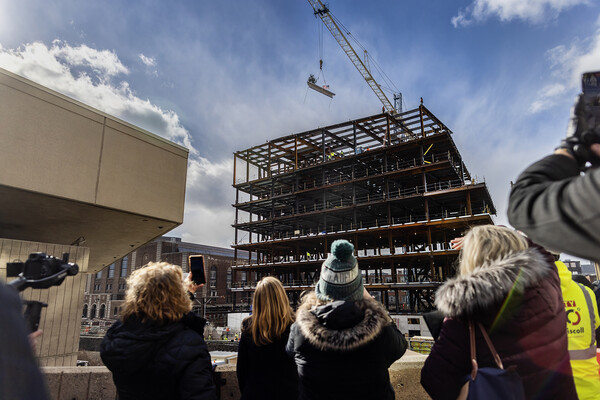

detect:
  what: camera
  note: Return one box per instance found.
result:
[7,252,79,332]
[7,252,78,290]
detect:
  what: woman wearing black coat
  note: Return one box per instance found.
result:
[100,262,216,400]
[286,240,408,400]
[236,276,298,400]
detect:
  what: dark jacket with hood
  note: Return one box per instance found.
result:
[286,296,407,400]
[421,247,577,400]
[100,312,216,400]
[508,153,600,262]
[236,317,298,400]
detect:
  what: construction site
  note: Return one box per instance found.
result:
[229,0,496,334]
[231,103,495,329]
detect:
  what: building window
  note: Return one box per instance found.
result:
[99,304,106,319]
[119,283,127,291]
[82,304,88,318]
[90,304,97,319]
[241,271,247,284]
[120,256,128,277]
[108,264,115,278]
[106,283,112,291]
[96,270,102,279]
[114,307,119,316]
[227,268,232,288]
[94,284,101,291]
[210,266,217,288]
[210,290,218,297]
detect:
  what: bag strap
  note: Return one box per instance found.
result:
[468,320,504,380]
[477,322,504,369]
[468,321,478,380]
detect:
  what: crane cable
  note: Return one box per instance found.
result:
[317,18,327,86]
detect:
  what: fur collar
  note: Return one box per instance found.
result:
[296,297,391,351]
[435,247,552,319]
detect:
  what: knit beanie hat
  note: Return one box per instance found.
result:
[315,240,364,302]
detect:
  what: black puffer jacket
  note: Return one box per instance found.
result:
[286,296,407,400]
[100,313,216,400]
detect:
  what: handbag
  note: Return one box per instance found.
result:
[456,321,526,400]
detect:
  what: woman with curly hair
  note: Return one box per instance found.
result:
[286,239,407,400]
[100,262,216,400]
[237,276,298,399]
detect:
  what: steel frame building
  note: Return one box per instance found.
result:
[231,103,495,313]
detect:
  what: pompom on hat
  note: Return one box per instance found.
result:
[315,239,364,302]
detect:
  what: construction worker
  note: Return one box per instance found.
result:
[556,258,600,399]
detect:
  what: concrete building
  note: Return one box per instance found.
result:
[83,237,247,328]
[0,67,188,365]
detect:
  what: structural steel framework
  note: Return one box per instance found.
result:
[231,103,495,313]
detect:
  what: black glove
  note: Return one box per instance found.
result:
[557,94,600,168]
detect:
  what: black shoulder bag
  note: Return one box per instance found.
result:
[457,321,526,400]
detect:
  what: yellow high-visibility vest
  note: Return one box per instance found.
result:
[556,261,600,400]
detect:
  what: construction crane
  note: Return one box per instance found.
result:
[307,0,402,114]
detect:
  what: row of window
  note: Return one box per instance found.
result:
[94,283,116,291]
[96,256,129,279]
[82,303,120,319]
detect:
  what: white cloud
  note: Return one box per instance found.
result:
[0,40,235,247]
[452,0,588,27]
[0,40,194,149]
[139,53,156,67]
[530,24,600,113]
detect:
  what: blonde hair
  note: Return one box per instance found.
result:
[250,277,294,346]
[298,290,327,311]
[120,262,192,324]
[459,225,528,275]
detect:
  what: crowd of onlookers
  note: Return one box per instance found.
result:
[2,78,599,400]
[99,91,600,399]
[94,226,599,400]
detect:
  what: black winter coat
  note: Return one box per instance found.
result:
[100,313,216,400]
[286,297,407,400]
[421,247,577,400]
[236,317,298,400]
[508,153,600,262]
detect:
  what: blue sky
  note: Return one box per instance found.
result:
[1,0,599,255]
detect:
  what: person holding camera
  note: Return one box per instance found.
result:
[0,283,49,400]
[100,262,216,400]
[508,72,600,262]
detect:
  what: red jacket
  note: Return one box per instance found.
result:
[421,247,577,400]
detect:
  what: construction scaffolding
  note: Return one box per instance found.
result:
[231,103,496,313]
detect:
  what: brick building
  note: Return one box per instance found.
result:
[83,236,245,328]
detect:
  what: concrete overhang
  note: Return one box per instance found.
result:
[0,68,189,272]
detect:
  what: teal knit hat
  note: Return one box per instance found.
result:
[315,240,363,302]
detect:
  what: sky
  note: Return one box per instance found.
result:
[0,0,599,259]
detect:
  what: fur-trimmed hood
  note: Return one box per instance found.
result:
[295,297,392,351]
[435,247,553,319]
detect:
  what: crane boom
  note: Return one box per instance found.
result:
[308,0,397,114]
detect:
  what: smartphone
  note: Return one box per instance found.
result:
[582,71,600,128]
[188,255,207,285]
